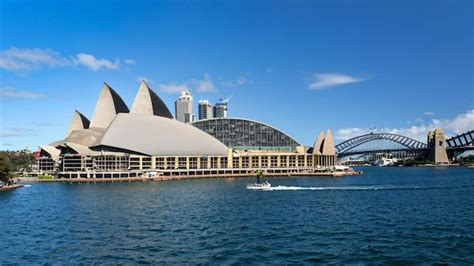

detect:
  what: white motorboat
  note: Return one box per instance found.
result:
[246,181,271,190]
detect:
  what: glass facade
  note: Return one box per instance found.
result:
[192,118,301,151]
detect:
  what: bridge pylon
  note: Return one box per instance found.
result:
[427,128,449,164]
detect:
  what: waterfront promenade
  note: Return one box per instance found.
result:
[19,169,362,183]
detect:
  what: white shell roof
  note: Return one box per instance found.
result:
[93,113,229,156]
[130,81,173,118]
[39,145,61,161]
[65,110,90,138]
[312,131,325,155]
[321,129,336,156]
[89,83,129,128]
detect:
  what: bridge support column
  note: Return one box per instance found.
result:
[427,129,449,164]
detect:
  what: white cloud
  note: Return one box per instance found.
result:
[0,47,132,72]
[424,111,434,116]
[308,73,365,90]
[0,87,46,99]
[73,53,119,71]
[221,76,247,87]
[194,73,217,92]
[159,82,190,94]
[0,128,35,137]
[124,59,135,65]
[335,109,474,142]
[0,47,70,71]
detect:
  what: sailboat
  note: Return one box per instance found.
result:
[246,169,271,189]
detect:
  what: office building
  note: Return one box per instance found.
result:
[198,100,213,120]
[175,91,194,123]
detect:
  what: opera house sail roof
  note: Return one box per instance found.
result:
[43,81,228,157]
[93,113,228,156]
[131,81,173,118]
[89,83,130,129]
[65,110,90,138]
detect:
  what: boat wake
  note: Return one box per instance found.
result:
[23,184,32,188]
[257,185,459,191]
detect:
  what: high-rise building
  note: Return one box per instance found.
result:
[214,98,229,118]
[198,100,213,120]
[175,91,194,123]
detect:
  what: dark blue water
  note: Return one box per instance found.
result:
[1,167,474,264]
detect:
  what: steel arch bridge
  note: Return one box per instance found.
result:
[336,133,427,156]
[446,130,474,148]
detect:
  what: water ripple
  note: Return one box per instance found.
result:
[1,167,474,264]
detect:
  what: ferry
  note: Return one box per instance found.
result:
[374,157,398,167]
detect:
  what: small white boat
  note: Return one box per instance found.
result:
[247,181,271,190]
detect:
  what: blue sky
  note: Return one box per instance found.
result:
[1,0,473,150]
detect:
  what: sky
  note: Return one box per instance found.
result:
[0,0,473,150]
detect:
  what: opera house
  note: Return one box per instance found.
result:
[37,81,337,178]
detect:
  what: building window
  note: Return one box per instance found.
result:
[166,157,176,169]
[297,155,305,167]
[156,157,165,169]
[189,157,198,169]
[200,157,208,169]
[289,155,296,167]
[279,156,287,168]
[178,157,187,169]
[241,156,249,168]
[210,157,219,168]
[220,157,228,169]
[271,156,278,168]
[251,157,259,168]
[306,155,313,167]
[142,157,152,169]
[233,157,240,168]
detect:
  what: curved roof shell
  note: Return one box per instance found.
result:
[131,81,173,118]
[52,128,106,148]
[39,145,61,161]
[89,83,129,128]
[312,131,325,155]
[66,110,90,138]
[321,129,336,155]
[93,113,229,156]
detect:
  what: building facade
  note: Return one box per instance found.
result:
[175,91,194,123]
[192,118,302,151]
[213,98,228,118]
[36,81,338,179]
[198,100,213,120]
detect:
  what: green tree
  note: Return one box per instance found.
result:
[0,154,14,185]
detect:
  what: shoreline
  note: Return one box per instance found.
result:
[0,184,24,191]
[19,170,362,183]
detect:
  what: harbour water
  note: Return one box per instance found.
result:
[1,167,473,264]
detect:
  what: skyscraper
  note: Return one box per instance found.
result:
[175,91,194,123]
[198,100,213,120]
[214,97,229,118]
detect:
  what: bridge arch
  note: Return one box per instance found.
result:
[336,133,427,154]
